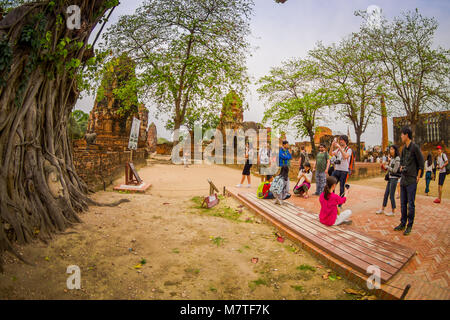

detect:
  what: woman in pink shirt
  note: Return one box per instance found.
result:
[319,176,352,226]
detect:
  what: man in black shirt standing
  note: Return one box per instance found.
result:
[394,127,424,235]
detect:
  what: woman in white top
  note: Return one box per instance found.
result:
[424,153,434,196]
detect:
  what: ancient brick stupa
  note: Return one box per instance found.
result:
[85,54,148,151]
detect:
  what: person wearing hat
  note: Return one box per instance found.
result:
[434,145,448,204]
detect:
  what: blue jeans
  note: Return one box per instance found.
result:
[315,171,326,195]
[425,172,432,193]
[400,183,417,228]
[383,178,399,209]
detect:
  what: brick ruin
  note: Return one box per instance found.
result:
[72,55,151,190]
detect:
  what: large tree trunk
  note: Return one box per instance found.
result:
[0,1,124,272]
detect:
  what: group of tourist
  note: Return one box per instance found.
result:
[239,126,447,235]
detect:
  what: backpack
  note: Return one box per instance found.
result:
[441,153,450,175]
[257,181,270,199]
[346,147,355,176]
[269,176,285,195]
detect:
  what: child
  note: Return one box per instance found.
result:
[294,162,313,198]
[319,176,352,226]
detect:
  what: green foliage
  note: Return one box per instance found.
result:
[296,264,316,272]
[68,110,89,140]
[100,0,253,131]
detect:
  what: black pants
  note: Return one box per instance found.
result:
[383,178,399,209]
[400,183,417,228]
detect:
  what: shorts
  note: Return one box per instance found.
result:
[438,172,446,186]
[242,160,252,176]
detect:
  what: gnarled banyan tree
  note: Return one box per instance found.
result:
[0,0,125,272]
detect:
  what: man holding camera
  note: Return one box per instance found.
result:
[394,127,424,236]
[331,135,352,207]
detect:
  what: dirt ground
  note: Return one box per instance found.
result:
[0,161,370,300]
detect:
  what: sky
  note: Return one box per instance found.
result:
[74,0,450,147]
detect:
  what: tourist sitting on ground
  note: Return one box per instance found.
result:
[319,176,352,226]
[236,142,254,188]
[376,145,401,216]
[424,153,434,196]
[294,162,313,198]
[256,175,274,199]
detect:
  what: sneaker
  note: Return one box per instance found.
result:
[246,184,251,188]
[384,211,395,216]
[434,198,441,204]
[235,184,242,188]
[403,226,412,236]
[375,209,384,215]
[394,224,406,231]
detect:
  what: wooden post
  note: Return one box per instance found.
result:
[381,95,389,153]
[400,284,411,300]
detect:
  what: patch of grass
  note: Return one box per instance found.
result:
[190,197,243,222]
[210,236,225,247]
[291,285,304,292]
[244,245,250,249]
[249,278,268,290]
[209,286,217,292]
[140,258,147,265]
[296,264,316,272]
[172,248,180,254]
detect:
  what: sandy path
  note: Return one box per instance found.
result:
[0,162,367,300]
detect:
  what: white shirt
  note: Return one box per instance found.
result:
[437,153,448,173]
[333,147,352,172]
[297,169,313,185]
[424,161,433,172]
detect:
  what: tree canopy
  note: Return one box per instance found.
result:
[99,0,254,135]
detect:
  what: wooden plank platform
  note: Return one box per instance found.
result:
[236,192,416,284]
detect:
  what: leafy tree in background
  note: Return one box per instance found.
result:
[309,35,384,161]
[357,9,450,137]
[258,59,333,156]
[101,0,253,139]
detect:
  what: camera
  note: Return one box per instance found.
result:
[335,159,341,165]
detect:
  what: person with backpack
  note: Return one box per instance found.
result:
[424,153,434,196]
[331,135,353,206]
[376,145,401,216]
[298,146,308,171]
[394,127,424,236]
[236,142,254,188]
[319,176,352,226]
[314,143,330,196]
[257,175,274,199]
[271,166,290,205]
[434,145,448,204]
[294,162,313,198]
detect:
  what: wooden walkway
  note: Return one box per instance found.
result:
[235,192,416,284]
